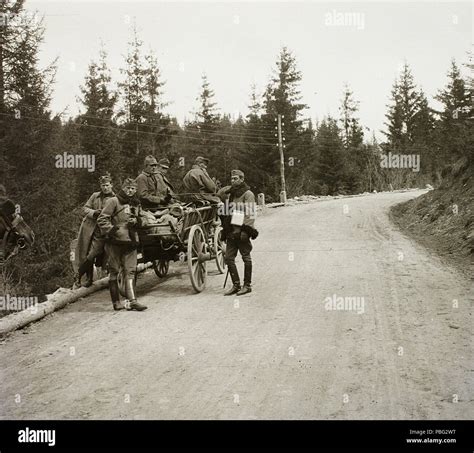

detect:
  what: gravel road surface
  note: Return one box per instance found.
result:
[0,190,472,419]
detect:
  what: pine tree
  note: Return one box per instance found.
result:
[434,59,472,162]
[316,117,346,195]
[195,73,219,126]
[0,2,57,187]
[248,83,261,119]
[339,84,363,149]
[383,62,419,153]
[238,84,268,194]
[0,3,81,298]
[117,26,172,175]
[411,89,435,173]
[0,0,24,113]
[142,51,175,165]
[462,52,474,162]
[435,60,471,122]
[117,25,148,175]
[383,79,405,151]
[77,47,120,198]
[260,47,308,198]
[383,61,437,177]
[186,74,221,175]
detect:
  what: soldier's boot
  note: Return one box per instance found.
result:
[72,266,83,289]
[237,263,252,296]
[109,279,125,311]
[83,262,94,288]
[124,277,147,311]
[72,273,82,290]
[224,263,241,296]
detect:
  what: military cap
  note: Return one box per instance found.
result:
[122,178,138,188]
[144,155,158,166]
[231,169,245,178]
[158,158,170,168]
[99,173,112,184]
[195,156,210,165]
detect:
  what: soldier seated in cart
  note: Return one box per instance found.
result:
[135,155,178,213]
[182,156,221,205]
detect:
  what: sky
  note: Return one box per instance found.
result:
[27,0,472,140]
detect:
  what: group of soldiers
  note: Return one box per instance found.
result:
[73,155,258,311]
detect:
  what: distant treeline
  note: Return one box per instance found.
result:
[0,1,472,298]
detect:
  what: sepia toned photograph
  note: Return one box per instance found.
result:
[0,0,472,447]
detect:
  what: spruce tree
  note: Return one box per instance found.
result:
[383,63,419,153]
[118,26,172,176]
[0,2,82,297]
[77,47,120,198]
[434,59,472,162]
[261,47,308,199]
[339,84,363,149]
[185,74,222,176]
[316,117,346,195]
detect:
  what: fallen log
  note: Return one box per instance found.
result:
[0,262,152,337]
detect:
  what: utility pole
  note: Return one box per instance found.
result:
[135,123,139,155]
[277,114,287,203]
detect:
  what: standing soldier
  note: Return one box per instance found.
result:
[218,170,259,296]
[183,156,220,204]
[97,178,147,311]
[73,174,115,289]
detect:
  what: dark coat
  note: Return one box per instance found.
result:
[218,184,256,228]
[155,170,176,199]
[97,193,140,246]
[136,171,173,209]
[218,183,257,240]
[73,191,114,271]
[183,165,216,194]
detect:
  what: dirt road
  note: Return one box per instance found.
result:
[0,190,472,419]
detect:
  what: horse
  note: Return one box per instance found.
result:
[0,212,35,265]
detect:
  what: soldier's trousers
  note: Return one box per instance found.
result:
[225,237,252,286]
[105,243,137,280]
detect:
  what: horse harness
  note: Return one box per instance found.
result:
[0,213,27,266]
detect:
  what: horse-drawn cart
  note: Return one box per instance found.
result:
[118,203,226,295]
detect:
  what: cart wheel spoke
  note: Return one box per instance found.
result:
[187,224,207,292]
[153,259,169,278]
[213,226,226,274]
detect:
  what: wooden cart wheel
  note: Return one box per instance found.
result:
[117,267,137,298]
[214,226,226,274]
[187,224,207,293]
[152,259,169,278]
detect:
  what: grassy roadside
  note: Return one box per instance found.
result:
[389,158,473,278]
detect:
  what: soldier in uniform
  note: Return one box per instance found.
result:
[154,157,177,206]
[218,170,258,296]
[97,178,147,311]
[136,155,173,211]
[183,156,220,204]
[73,174,115,288]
